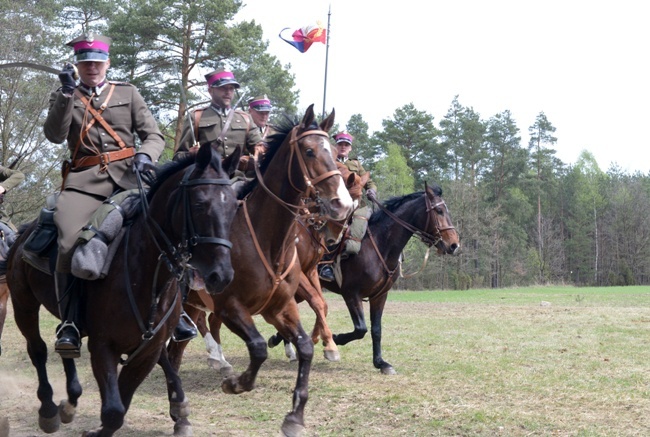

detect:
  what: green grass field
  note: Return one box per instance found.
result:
[1,285,650,436]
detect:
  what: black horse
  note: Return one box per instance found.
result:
[6,142,239,436]
[321,183,460,374]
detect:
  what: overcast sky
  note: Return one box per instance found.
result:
[235,0,649,174]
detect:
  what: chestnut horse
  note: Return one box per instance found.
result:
[193,162,367,369]
[168,105,353,436]
[6,143,239,436]
[322,183,460,375]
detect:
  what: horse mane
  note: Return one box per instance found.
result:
[237,113,321,199]
[146,148,224,202]
[368,184,443,226]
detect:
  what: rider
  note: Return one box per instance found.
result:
[174,68,265,162]
[319,131,377,282]
[0,164,25,276]
[43,32,195,358]
[248,95,273,139]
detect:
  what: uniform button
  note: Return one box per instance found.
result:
[224,145,228,149]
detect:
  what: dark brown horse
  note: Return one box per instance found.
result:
[322,183,460,375]
[169,104,353,436]
[6,142,239,436]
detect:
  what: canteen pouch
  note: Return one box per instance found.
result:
[72,189,140,280]
[24,207,58,256]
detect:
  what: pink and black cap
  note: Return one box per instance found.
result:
[205,68,240,88]
[334,131,353,145]
[248,95,272,112]
[67,33,111,63]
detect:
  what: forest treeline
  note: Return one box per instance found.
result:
[1,1,648,289]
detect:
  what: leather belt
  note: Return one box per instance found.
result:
[72,148,135,169]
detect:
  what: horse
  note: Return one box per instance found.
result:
[168,104,354,436]
[321,183,460,375]
[194,161,366,368]
[6,142,240,436]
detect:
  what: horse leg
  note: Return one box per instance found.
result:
[84,344,124,436]
[59,357,83,423]
[369,293,396,375]
[205,312,233,374]
[266,302,314,436]
[332,293,368,345]
[10,289,65,433]
[302,268,340,362]
[0,281,8,356]
[158,348,192,437]
[220,304,267,395]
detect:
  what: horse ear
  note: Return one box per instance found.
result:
[320,108,335,133]
[222,146,242,177]
[196,141,212,169]
[300,104,315,130]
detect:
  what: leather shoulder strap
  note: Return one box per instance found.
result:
[193,108,205,143]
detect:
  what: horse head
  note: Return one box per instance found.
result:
[279,104,353,221]
[150,142,239,294]
[424,182,460,255]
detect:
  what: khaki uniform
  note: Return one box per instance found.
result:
[174,106,263,161]
[339,157,377,208]
[44,82,165,272]
[0,166,25,231]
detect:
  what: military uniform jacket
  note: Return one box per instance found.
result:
[340,157,377,208]
[175,105,263,160]
[43,82,165,197]
[0,165,25,227]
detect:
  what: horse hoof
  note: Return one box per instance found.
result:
[381,366,397,375]
[323,350,340,362]
[82,427,102,436]
[267,336,277,348]
[173,420,193,436]
[219,365,234,378]
[281,417,305,437]
[38,413,61,433]
[59,399,76,424]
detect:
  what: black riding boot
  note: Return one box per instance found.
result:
[318,263,335,282]
[172,310,198,342]
[54,272,81,358]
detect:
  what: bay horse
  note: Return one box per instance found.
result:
[194,162,366,368]
[168,104,353,436]
[322,183,460,375]
[6,142,239,436]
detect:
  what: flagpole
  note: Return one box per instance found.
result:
[322,4,331,119]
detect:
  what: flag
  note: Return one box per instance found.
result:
[279,22,327,53]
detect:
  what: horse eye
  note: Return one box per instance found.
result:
[305,148,315,157]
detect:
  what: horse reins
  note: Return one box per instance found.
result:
[120,165,232,365]
[244,127,342,315]
[362,191,455,301]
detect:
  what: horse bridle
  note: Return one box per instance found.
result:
[253,128,343,216]
[369,190,455,248]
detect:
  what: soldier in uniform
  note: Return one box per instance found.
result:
[174,68,265,161]
[319,131,378,282]
[248,95,273,140]
[44,33,194,358]
[0,164,25,232]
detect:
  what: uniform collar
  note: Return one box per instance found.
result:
[79,81,108,96]
[211,104,230,116]
[337,156,348,163]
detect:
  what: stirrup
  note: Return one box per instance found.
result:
[172,312,198,343]
[55,321,81,359]
[319,265,335,282]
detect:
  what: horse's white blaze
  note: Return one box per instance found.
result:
[336,177,354,209]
